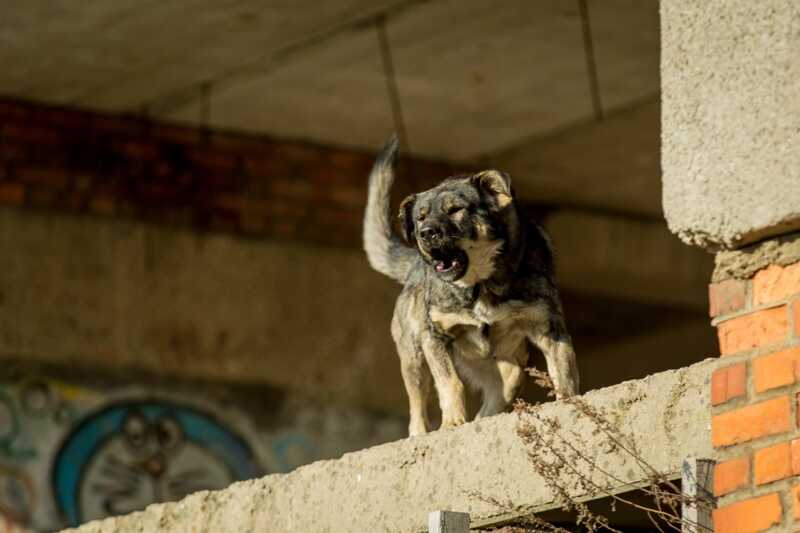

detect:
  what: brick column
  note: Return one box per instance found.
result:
[710,241,800,532]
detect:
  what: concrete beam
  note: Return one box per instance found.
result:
[544,209,713,312]
[492,98,661,218]
[64,360,713,533]
[661,0,800,249]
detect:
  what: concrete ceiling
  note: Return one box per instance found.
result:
[0,0,660,213]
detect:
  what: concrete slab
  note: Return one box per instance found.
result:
[167,25,396,154]
[63,359,713,533]
[1,1,661,210]
[167,0,656,161]
[167,0,593,159]
[590,0,659,111]
[0,0,398,106]
[661,0,800,249]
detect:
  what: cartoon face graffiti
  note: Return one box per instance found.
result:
[52,402,261,527]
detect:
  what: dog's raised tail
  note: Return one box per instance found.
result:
[363,136,415,284]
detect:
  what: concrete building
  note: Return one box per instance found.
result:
[0,0,797,531]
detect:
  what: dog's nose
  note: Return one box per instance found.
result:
[419,226,442,243]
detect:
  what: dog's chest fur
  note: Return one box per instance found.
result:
[429,290,547,361]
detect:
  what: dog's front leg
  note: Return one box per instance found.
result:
[529,315,579,399]
[421,332,467,429]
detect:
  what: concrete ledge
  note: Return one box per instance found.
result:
[713,231,800,282]
[65,360,713,533]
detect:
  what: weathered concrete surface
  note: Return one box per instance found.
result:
[661,0,800,249]
[64,359,713,533]
[713,231,800,282]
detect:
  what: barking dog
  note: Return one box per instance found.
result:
[364,138,579,436]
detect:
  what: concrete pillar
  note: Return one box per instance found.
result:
[661,0,800,250]
[662,1,800,531]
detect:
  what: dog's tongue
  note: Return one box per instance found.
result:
[435,259,459,273]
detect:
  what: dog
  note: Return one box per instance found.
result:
[363,137,579,436]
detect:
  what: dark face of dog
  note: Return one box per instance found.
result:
[398,171,515,285]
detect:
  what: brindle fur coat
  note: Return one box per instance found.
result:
[364,137,579,436]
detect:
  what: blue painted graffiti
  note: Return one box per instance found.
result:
[52,400,263,527]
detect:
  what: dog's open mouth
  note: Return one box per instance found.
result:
[429,248,468,280]
[434,258,459,273]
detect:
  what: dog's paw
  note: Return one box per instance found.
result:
[440,413,467,429]
[409,420,428,437]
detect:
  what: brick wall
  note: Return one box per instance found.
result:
[0,97,455,247]
[710,260,800,532]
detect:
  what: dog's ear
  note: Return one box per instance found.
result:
[473,170,513,208]
[398,194,417,246]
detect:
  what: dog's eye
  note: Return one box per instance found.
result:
[417,213,426,222]
[447,206,465,216]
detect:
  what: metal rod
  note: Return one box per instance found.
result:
[578,0,604,120]
[376,14,411,155]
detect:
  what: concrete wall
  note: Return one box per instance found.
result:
[0,206,408,415]
[63,360,713,533]
[0,369,404,530]
[0,205,716,416]
[661,0,800,250]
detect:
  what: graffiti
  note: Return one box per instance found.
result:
[0,373,402,530]
[0,392,35,462]
[0,378,274,531]
[0,467,34,528]
[53,401,262,527]
[271,433,317,473]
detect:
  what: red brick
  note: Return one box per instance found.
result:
[328,185,365,208]
[713,456,749,496]
[27,186,59,208]
[718,306,789,356]
[794,298,800,337]
[711,364,747,406]
[713,493,782,533]
[712,395,791,447]
[753,347,800,392]
[753,262,800,305]
[15,165,69,188]
[792,439,800,475]
[0,141,27,162]
[754,441,792,485]
[152,123,202,146]
[710,278,748,317]
[0,182,24,205]
[89,195,115,215]
[793,484,800,521]
[91,114,144,136]
[187,149,238,174]
[268,178,314,199]
[0,99,30,120]
[213,194,246,212]
[0,123,60,144]
[115,139,160,160]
